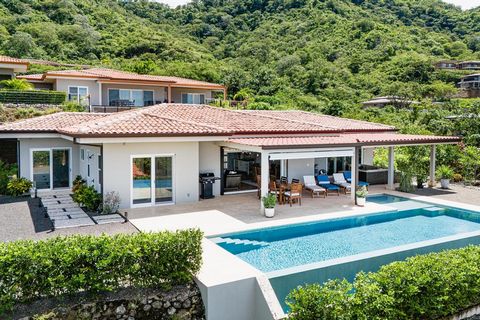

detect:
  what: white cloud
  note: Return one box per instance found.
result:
[443,0,480,9]
[156,0,191,7]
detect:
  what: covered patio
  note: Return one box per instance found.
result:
[222,132,460,212]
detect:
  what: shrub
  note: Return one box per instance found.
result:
[0,90,66,105]
[437,165,454,180]
[287,245,480,320]
[72,183,101,212]
[0,161,17,195]
[61,101,86,112]
[398,171,415,192]
[102,191,121,214]
[453,173,463,182]
[0,230,203,313]
[0,78,33,90]
[72,175,86,193]
[355,186,368,198]
[262,193,276,208]
[247,101,272,110]
[7,177,32,196]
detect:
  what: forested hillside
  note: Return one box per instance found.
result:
[1,0,480,181]
[1,0,479,106]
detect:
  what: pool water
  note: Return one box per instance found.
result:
[211,196,480,273]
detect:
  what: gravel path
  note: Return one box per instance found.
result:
[0,196,138,242]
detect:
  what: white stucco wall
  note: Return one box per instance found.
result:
[18,138,79,184]
[54,78,100,105]
[287,158,315,183]
[102,142,199,209]
[362,147,375,165]
[199,142,221,196]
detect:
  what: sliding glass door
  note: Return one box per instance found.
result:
[132,155,173,206]
[32,148,71,190]
[32,150,51,189]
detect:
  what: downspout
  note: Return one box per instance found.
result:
[220,147,224,195]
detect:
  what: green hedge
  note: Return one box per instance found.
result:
[287,245,480,320]
[0,90,66,104]
[0,230,203,313]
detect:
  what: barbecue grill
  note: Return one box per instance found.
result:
[199,172,219,199]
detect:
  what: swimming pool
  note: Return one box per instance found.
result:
[210,194,480,311]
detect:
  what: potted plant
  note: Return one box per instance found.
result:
[436,165,454,189]
[355,186,368,207]
[262,193,276,218]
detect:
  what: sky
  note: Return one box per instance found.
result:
[157,0,480,9]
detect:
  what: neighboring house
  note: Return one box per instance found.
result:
[0,104,459,209]
[434,60,458,70]
[458,74,480,98]
[434,60,480,70]
[17,68,226,109]
[0,55,28,81]
[361,96,418,108]
[457,61,480,70]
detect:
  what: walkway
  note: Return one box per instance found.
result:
[41,190,125,229]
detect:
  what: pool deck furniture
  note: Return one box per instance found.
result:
[303,175,326,198]
[333,173,352,194]
[269,180,284,205]
[316,175,340,196]
[343,171,369,189]
[284,183,302,206]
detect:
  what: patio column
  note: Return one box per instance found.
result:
[98,82,102,106]
[351,147,359,203]
[429,145,436,188]
[223,87,227,101]
[168,85,172,103]
[260,151,270,213]
[387,146,395,190]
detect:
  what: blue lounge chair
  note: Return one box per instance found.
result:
[316,175,340,196]
[343,171,369,188]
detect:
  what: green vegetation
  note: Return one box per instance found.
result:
[262,193,277,208]
[437,164,454,180]
[0,90,66,105]
[0,0,480,181]
[0,161,17,195]
[72,176,102,212]
[287,245,480,320]
[6,177,32,196]
[0,79,33,90]
[0,230,203,313]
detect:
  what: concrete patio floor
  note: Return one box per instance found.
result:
[1,183,479,242]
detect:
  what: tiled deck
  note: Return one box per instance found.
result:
[127,184,480,236]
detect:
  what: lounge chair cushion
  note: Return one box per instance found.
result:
[284,191,301,197]
[305,184,325,192]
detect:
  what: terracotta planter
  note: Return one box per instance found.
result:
[265,208,275,218]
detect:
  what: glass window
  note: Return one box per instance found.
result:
[132,157,152,204]
[119,89,130,101]
[132,90,144,107]
[144,91,154,106]
[109,89,119,106]
[155,157,173,203]
[80,149,85,160]
[52,149,69,188]
[33,150,50,189]
[68,86,88,105]
[182,93,206,104]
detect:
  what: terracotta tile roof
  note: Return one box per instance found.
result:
[228,133,460,148]
[0,55,29,65]
[0,113,108,133]
[19,68,225,88]
[0,105,460,146]
[243,110,395,131]
[17,73,43,80]
[59,107,230,137]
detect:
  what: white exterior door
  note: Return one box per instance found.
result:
[80,147,101,192]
